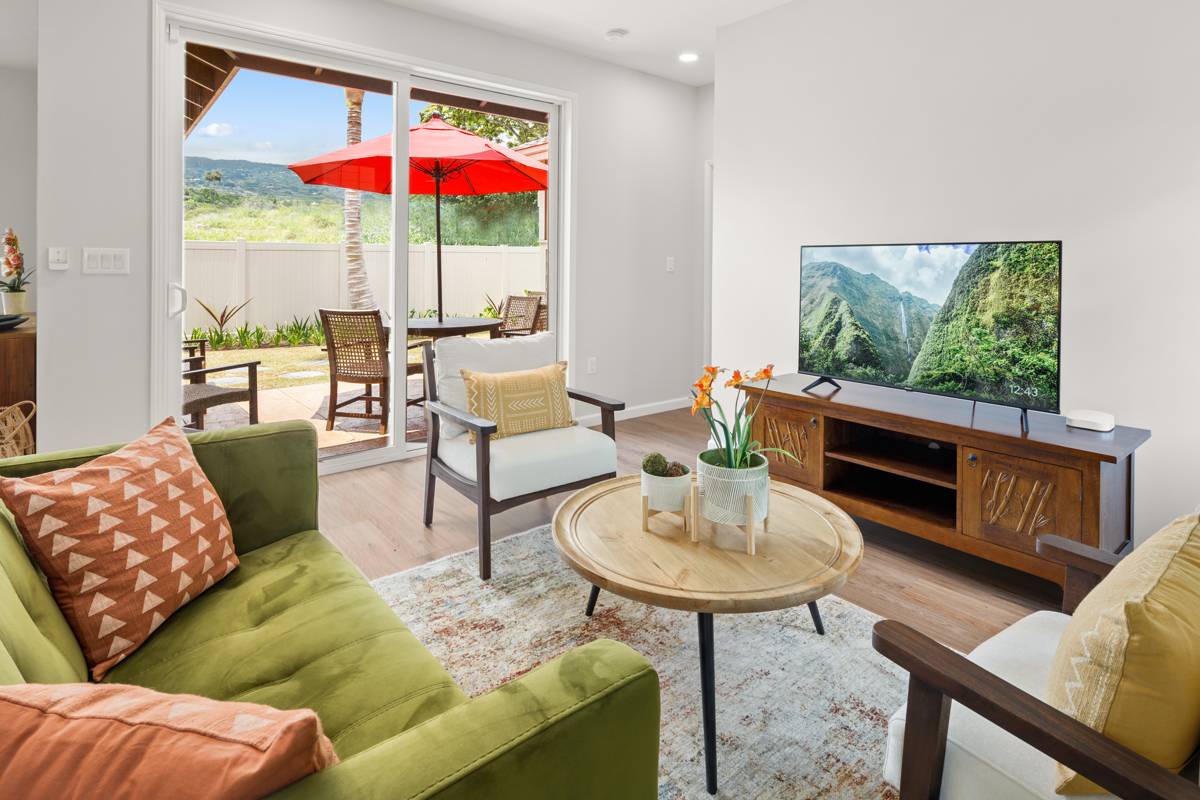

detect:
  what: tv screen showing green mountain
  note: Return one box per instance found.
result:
[799,241,1061,412]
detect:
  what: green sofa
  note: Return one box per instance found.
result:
[0,421,660,798]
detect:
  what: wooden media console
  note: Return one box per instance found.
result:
[744,375,1150,587]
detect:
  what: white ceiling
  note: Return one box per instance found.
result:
[384,0,790,85]
[0,0,36,70]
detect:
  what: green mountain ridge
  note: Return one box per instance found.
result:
[800,260,940,381]
[906,241,1060,409]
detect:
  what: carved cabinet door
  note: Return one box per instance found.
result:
[753,403,819,487]
[961,448,1082,554]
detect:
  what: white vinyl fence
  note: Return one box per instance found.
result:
[184,240,547,331]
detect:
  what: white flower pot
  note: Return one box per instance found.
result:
[640,470,692,512]
[696,449,770,525]
[1,291,28,315]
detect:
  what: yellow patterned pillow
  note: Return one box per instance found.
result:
[1046,513,1200,793]
[461,362,574,442]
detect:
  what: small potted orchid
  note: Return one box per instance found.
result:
[1,228,32,315]
[690,364,797,526]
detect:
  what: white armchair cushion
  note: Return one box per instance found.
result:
[882,610,1113,800]
[438,426,616,501]
[433,332,557,438]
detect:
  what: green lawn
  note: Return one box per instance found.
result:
[202,341,430,391]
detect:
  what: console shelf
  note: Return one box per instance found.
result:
[746,375,1151,588]
[824,442,957,489]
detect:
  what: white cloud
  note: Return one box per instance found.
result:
[251,141,274,151]
[802,244,976,306]
[200,122,234,137]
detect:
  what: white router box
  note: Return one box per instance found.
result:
[1066,409,1115,432]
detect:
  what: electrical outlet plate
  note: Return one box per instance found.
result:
[47,247,70,271]
[82,247,131,275]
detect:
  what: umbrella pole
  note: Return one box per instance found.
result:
[434,168,444,324]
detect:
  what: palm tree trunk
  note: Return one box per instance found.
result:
[343,88,376,310]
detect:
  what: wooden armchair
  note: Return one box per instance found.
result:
[181,339,259,430]
[875,535,1200,799]
[319,309,389,434]
[420,332,624,580]
[498,294,541,337]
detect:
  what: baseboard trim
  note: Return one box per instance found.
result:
[575,396,692,429]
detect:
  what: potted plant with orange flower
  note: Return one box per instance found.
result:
[1,228,32,315]
[690,364,796,527]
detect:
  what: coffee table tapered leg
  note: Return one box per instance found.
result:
[585,585,601,617]
[697,612,718,794]
[808,600,825,635]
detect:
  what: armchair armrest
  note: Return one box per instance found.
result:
[425,400,498,438]
[872,620,1200,800]
[567,389,624,440]
[1036,535,1124,613]
[567,388,625,412]
[273,639,660,800]
[182,360,261,380]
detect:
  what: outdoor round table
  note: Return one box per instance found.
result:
[552,475,863,795]
[407,317,504,340]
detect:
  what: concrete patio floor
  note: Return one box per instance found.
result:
[195,375,427,456]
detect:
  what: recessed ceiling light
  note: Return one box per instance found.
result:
[678,51,700,64]
[604,28,629,41]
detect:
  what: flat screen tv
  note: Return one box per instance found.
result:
[799,241,1062,413]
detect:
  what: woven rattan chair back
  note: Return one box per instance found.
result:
[500,295,541,336]
[0,401,36,458]
[320,309,389,381]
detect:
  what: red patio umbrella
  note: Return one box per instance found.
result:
[288,113,548,322]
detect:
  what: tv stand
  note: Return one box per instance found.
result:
[802,375,842,393]
[745,375,1150,588]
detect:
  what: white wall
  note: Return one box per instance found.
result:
[713,0,1200,540]
[36,0,707,450]
[0,66,36,307]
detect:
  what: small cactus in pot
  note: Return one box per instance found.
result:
[640,452,691,512]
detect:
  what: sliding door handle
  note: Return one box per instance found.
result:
[168,282,188,318]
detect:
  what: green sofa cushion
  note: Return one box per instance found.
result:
[0,512,87,685]
[104,529,467,758]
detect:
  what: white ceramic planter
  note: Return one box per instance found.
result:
[696,449,770,525]
[1,291,28,315]
[640,470,692,512]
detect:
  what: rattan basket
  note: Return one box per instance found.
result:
[0,401,35,458]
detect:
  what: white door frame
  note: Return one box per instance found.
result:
[150,1,575,474]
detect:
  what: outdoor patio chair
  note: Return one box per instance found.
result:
[421,332,624,579]
[319,308,390,435]
[498,294,541,337]
[181,339,259,430]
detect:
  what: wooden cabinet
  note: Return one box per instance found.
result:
[752,405,819,487]
[745,375,1150,588]
[0,315,36,447]
[961,448,1082,555]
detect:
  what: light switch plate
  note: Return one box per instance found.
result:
[47,247,70,271]
[82,247,131,275]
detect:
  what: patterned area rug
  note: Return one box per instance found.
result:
[371,526,904,799]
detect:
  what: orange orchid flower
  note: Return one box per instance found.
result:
[690,392,712,416]
[724,369,745,389]
[751,364,775,382]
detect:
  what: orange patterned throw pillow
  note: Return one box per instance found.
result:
[0,682,338,799]
[0,418,238,679]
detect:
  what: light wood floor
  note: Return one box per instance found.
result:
[320,408,1058,652]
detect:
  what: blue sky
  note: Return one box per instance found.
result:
[186,69,428,164]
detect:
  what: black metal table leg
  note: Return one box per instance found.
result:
[808,601,825,635]
[585,585,601,617]
[697,612,717,794]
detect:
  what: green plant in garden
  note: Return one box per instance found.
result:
[252,325,269,348]
[481,293,502,319]
[196,298,252,333]
[234,323,254,349]
[408,307,438,319]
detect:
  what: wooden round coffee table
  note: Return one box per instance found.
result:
[552,474,863,795]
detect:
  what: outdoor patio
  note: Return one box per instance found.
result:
[193,346,428,455]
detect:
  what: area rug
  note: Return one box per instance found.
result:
[371,526,905,799]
